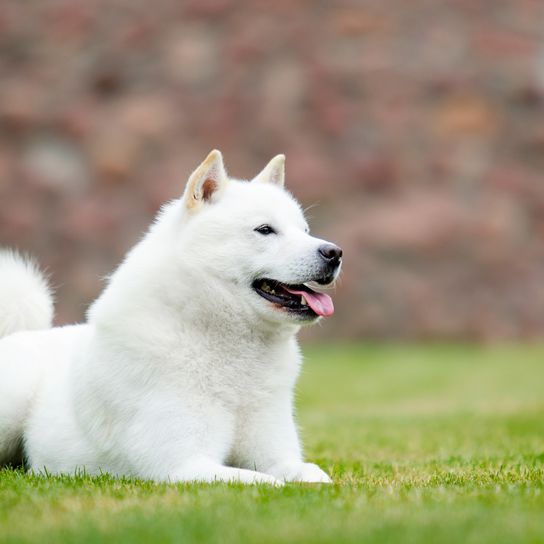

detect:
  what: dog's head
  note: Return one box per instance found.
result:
[174,150,342,325]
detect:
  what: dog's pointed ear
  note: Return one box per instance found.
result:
[183,150,227,211]
[253,154,285,187]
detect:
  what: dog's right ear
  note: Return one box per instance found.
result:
[183,150,227,212]
[253,154,285,188]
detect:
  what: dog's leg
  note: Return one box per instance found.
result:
[170,458,282,486]
[231,396,332,484]
[0,337,46,466]
[87,393,283,486]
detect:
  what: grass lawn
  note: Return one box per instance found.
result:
[1,344,543,543]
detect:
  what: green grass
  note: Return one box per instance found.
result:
[1,344,543,544]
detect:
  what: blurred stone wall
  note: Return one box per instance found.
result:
[1,0,543,340]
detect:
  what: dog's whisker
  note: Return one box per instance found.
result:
[303,202,320,214]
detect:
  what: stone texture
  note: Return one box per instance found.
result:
[1,0,543,340]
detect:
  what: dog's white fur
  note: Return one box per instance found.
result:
[0,251,53,339]
[0,150,341,485]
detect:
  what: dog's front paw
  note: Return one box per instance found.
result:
[276,462,332,484]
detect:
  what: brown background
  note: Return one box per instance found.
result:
[1,0,543,341]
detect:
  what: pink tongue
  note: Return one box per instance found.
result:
[284,287,334,317]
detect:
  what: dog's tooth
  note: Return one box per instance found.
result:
[301,295,307,306]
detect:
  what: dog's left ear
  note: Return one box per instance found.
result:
[253,154,285,187]
[184,149,227,211]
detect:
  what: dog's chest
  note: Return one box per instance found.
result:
[165,336,301,422]
[195,348,298,408]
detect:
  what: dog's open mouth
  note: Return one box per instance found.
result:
[252,279,334,318]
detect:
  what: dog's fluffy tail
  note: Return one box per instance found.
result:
[0,249,54,339]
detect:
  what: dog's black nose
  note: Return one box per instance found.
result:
[318,244,343,265]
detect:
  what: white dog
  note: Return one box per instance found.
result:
[0,150,342,485]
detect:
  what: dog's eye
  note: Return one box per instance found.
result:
[254,225,276,235]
